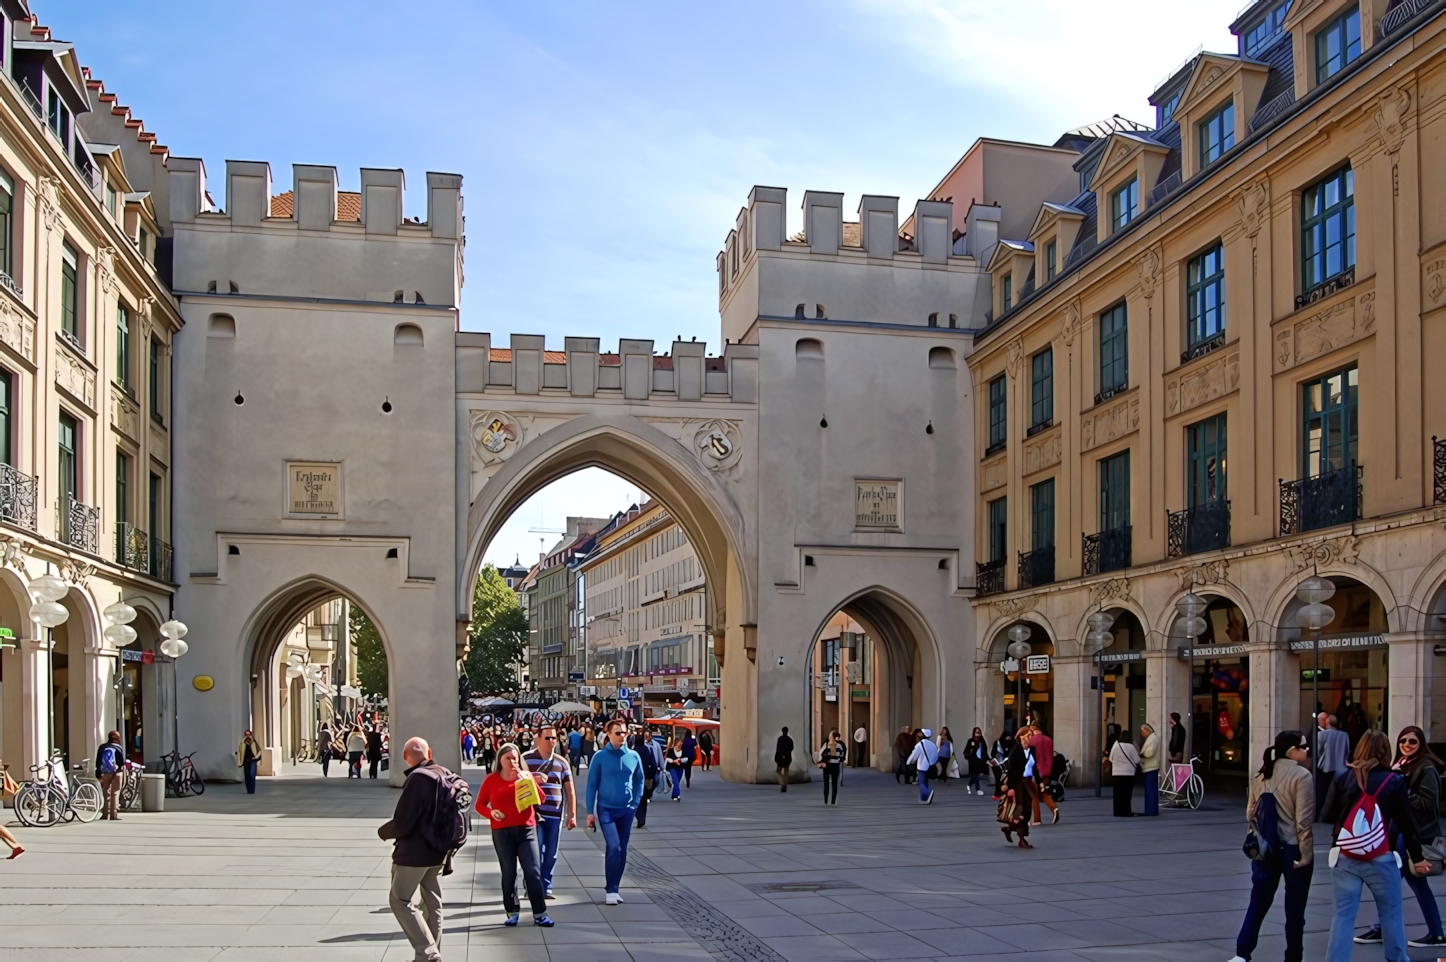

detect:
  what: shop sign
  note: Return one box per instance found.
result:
[1177,644,1248,659]
[1092,650,1143,663]
[1288,634,1386,652]
[578,685,597,696]
[618,698,631,710]
[824,686,838,702]
[120,649,171,664]
[1025,655,1050,674]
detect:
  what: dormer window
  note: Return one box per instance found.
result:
[1315,6,1361,85]
[1110,177,1139,233]
[1242,1,1289,56]
[1002,274,1013,312]
[1158,92,1183,128]
[1045,240,1057,281]
[1198,103,1236,168]
[47,87,70,147]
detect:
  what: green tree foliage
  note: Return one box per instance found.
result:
[350,605,389,699]
[465,564,529,695]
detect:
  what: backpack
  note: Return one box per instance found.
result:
[421,767,470,857]
[97,743,122,775]
[1337,771,1393,862]
[1243,781,1281,862]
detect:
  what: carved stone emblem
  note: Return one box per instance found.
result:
[1090,578,1131,604]
[991,596,1037,619]
[55,341,96,409]
[470,411,521,463]
[38,177,63,233]
[1062,300,1081,346]
[1166,351,1240,417]
[1081,395,1139,452]
[981,455,1007,493]
[693,418,742,472]
[1426,258,1445,306]
[1004,337,1024,378]
[111,386,139,441]
[1290,535,1359,571]
[1137,247,1161,300]
[0,534,26,571]
[1023,429,1061,475]
[95,246,117,294]
[1277,295,1373,371]
[1176,559,1230,590]
[59,558,97,585]
[1238,180,1269,239]
[0,296,34,361]
[1368,86,1412,155]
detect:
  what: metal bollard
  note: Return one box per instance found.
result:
[141,773,165,812]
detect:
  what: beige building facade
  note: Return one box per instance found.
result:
[966,0,1446,786]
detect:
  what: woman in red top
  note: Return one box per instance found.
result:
[476,743,554,927]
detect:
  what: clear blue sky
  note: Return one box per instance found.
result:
[48,0,1239,565]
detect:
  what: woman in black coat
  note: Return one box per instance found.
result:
[963,728,989,795]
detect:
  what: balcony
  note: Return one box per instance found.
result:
[60,498,99,554]
[1434,437,1445,505]
[1295,267,1354,311]
[1181,331,1226,365]
[976,559,1006,597]
[1094,381,1128,407]
[1083,525,1132,576]
[1382,0,1441,36]
[1018,546,1055,590]
[114,522,148,572]
[1167,500,1231,557]
[0,463,37,530]
[1280,465,1362,536]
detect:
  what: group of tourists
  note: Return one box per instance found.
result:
[378,718,710,958]
[1230,714,1446,962]
[316,719,388,780]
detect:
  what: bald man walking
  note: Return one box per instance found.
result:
[378,737,451,962]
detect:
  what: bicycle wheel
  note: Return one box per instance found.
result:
[15,785,62,827]
[70,781,102,822]
[187,767,205,795]
[1186,773,1204,810]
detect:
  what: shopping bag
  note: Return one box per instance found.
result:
[514,774,542,810]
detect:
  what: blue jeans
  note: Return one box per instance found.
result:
[597,806,634,894]
[1327,852,1408,962]
[1142,769,1159,816]
[1397,833,1443,937]
[670,768,682,799]
[243,760,257,794]
[1235,845,1309,962]
[918,767,931,801]
[968,773,983,793]
[535,816,561,890]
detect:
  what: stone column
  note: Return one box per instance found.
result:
[1387,631,1432,736]
[1248,641,1297,777]
[1051,654,1089,787]
[18,635,52,770]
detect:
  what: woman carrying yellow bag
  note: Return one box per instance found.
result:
[475,743,554,927]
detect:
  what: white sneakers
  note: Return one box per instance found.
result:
[605,892,625,906]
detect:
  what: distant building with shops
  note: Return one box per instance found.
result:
[527,517,605,699]
[578,501,714,711]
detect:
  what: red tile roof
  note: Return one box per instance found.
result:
[269,190,361,221]
[81,66,170,159]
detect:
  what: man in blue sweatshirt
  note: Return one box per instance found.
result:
[585,718,644,905]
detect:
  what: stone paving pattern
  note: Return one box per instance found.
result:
[1,764,1443,960]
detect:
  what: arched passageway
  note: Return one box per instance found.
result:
[1282,576,1389,751]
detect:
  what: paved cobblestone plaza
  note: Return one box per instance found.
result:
[3,769,1442,961]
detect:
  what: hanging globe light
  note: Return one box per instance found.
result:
[1088,610,1114,634]
[102,601,137,626]
[1296,602,1336,631]
[159,637,189,659]
[1296,575,1336,606]
[103,623,138,646]
[1175,592,1208,619]
[1006,623,1032,660]
[159,620,188,640]
[29,574,68,603]
[29,600,68,628]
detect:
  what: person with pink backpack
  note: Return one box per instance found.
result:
[1320,729,1431,961]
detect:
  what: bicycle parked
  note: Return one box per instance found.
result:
[118,758,144,811]
[160,749,205,797]
[1158,754,1205,809]
[13,752,102,827]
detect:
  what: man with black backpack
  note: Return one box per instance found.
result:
[378,737,467,962]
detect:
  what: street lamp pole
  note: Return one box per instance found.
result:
[1084,610,1114,798]
[1006,624,1032,733]
[1295,574,1336,758]
[1174,592,1208,773]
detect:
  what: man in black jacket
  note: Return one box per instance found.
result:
[775,727,794,792]
[1167,712,1187,763]
[378,737,448,962]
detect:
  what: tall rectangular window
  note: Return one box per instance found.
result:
[987,375,1007,451]
[1243,1,1289,55]
[1303,364,1358,477]
[1186,243,1226,350]
[115,450,128,525]
[1315,6,1361,85]
[149,339,162,421]
[1030,479,1055,550]
[105,180,117,216]
[1187,414,1228,505]
[0,168,13,279]
[1302,165,1355,292]
[1110,176,1138,232]
[1100,450,1131,531]
[1045,240,1057,281]
[149,472,160,539]
[1198,101,1236,167]
[1030,348,1053,429]
[116,304,131,389]
[1098,302,1129,397]
[987,496,1007,562]
[60,242,78,341]
[0,369,11,466]
[58,411,77,505]
[47,87,70,146]
[1002,274,1013,311]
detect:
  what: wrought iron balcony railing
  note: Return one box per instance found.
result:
[1083,525,1132,576]
[0,463,37,530]
[149,537,173,582]
[1017,546,1055,590]
[1167,499,1231,558]
[1182,331,1226,365]
[114,522,148,572]
[976,559,1006,597]
[1280,464,1362,536]
[60,497,99,554]
[1382,0,1440,36]
[1435,437,1445,505]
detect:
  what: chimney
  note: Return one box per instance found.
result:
[426,171,462,239]
[965,202,1002,265]
[292,164,337,230]
[168,156,205,224]
[225,160,271,226]
[360,168,405,235]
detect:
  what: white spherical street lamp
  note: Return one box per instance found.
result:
[1005,624,1032,730]
[1297,576,1336,757]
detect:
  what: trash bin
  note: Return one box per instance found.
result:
[141,773,165,812]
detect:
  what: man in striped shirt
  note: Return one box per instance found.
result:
[522,726,576,898]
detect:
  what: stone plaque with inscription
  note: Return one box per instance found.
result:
[855,480,901,530]
[287,462,342,516]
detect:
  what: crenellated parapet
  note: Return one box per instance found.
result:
[455,333,758,403]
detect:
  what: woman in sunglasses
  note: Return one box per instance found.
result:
[1354,726,1446,948]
